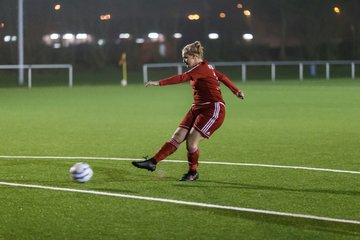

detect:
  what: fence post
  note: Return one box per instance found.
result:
[299,63,303,81]
[271,63,276,81]
[177,65,182,75]
[69,65,73,87]
[351,62,355,80]
[326,63,330,80]
[28,66,32,88]
[143,64,148,83]
[242,64,246,82]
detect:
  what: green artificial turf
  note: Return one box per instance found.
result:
[0,79,359,239]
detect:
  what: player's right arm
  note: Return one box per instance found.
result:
[145,81,160,87]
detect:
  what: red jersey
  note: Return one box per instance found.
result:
[159,61,239,104]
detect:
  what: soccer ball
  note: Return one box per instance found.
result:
[121,79,127,86]
[70,162,93,183]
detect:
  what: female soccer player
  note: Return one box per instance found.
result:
[132,41,244,181]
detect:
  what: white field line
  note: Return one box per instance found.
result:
[0,155,359,175]
[0,181,359,225]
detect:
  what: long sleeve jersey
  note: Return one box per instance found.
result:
[159,60,240,104]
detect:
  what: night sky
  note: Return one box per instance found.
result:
[1,0,359,62]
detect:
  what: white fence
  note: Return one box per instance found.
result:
[143,60,360,82]
[0,64,73,88]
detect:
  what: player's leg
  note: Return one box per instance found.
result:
[132,107,194,172]
[131,127,188,171]
[179,128,203,181]
[152,127,188,162]
[180,102,226,181]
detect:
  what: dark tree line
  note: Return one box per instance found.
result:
[0,0,359,69]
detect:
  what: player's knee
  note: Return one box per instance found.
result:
[186,140,198,151]
[171,130,186,143]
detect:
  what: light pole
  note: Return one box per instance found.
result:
[18,0,24,86]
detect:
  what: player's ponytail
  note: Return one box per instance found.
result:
[183,41,204,59]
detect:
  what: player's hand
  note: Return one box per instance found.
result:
[236,91,245,99]
[145,81,160,87]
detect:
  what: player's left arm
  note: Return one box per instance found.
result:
[214,70,244,99]
[145,73,191,87]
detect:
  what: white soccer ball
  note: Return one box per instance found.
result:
[70,162,93,183]
[121,79,127,86]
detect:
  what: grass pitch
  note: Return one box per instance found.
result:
[0,79,359,239]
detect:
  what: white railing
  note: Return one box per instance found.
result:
[0,64,73,88]
[143,60,360,82]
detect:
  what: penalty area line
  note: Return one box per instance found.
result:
[0,181,359,225]
[0,155,360,175]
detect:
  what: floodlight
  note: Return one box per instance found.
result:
[50,33,60,40]
[4,35,11,42]
[76,33,88,39]
[208,33,219,39]
[148,32,159,39]
[119,33,131,39]
[173,33,182,39]
[242,33,253,41]
[63,33,74,40]
[136,38,145,44]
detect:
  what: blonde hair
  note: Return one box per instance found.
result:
[182,41,204,59]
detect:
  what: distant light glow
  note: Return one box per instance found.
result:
[43,33,93,47]
[242,33,253,41]
[53,43,61,49]
[61,33,75,46]
[208,33,219,40]
[236,3,243,9]
[97,39,105,46]
[0,22,4,28]
[219,12,226,18]
[50,33,60,40]
[173,33,182,39]
[62,33,74,40]
[76,33,88,39]
[334,6,341,15]
[148,32,159,39]
[136,38,145,44]
[54,4,61,11]
[148,32,165,42]
[119,33,131,39]
[243,10,251,16]
[188,14,200,21]
[4,35,11,42]
[100,14,111,21]
[11,36,17,41]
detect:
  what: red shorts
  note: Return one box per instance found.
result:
[179,102,226,138]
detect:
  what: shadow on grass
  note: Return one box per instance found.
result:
[174,179,360,197]
[183,205,360,237]
[173,180,360,236]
